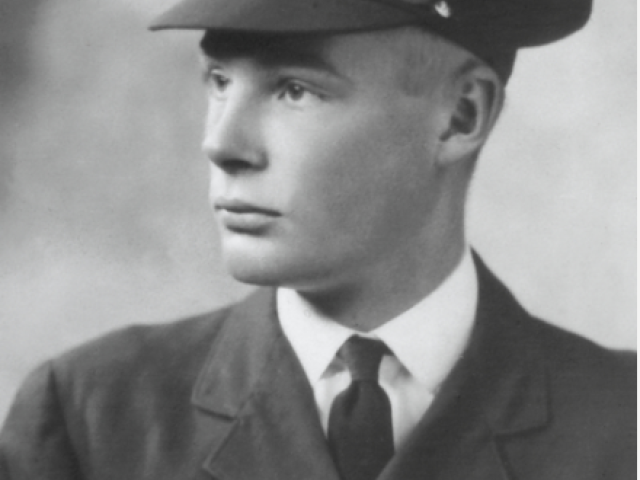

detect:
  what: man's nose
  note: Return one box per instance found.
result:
[202,96,267,174]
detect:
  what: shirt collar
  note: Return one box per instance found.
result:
[277,248,478,393]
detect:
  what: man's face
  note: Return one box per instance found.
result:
[202,29,455,291]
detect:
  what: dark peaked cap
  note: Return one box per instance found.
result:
[150,0,592,81]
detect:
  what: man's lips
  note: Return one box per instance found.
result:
[214,199,280,232]
[214,199,280,216]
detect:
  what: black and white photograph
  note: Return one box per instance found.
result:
[0,0,635,478]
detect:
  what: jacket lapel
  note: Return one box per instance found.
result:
[380,254,550,480]
[191,289,340,480]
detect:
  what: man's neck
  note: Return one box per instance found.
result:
[293,239,466,332]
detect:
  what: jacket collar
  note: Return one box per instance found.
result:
[377,253,549,479]
[192,253,549,480]
[467,252,549,436]
[192,288,340,480]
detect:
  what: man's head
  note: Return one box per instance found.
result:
[197,27,501,293]
[151,0,592,294]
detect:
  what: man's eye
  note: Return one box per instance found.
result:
[279,81,322,104]
[211,73,230,90]
[283,82,307,101]
[204,70,230,96]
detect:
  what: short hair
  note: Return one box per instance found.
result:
[389,27,470,97]
[388,27,513,97]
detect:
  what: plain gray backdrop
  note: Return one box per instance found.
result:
[0,0,636,421]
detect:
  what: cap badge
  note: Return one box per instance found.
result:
[433,0,452,18]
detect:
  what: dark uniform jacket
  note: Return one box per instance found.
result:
[0,257,635,479]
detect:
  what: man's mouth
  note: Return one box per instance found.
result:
[214,199,280,232]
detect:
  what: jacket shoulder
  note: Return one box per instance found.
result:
[525,315,635,385]
[0,302,241,479]
[475,253,635,401]
[48,302,237,407]
[522,315,635,428]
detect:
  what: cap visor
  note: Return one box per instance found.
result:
[150,0,416,33]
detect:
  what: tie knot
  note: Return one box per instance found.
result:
[340,336,389,382]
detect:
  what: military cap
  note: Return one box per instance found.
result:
[150,0,592,81]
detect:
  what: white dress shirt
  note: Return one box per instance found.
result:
[277,248,478,450]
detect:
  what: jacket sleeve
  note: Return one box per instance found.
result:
[0,362,83,480]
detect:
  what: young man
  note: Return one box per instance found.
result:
[0,0,634,479]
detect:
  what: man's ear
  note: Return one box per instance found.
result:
[437,61,504,165]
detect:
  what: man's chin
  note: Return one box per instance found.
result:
[224,255,290,287]
[223,252,334,290]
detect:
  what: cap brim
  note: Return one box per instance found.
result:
[149,0,418,33]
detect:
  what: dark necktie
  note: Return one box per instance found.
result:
[328,336,394,480]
